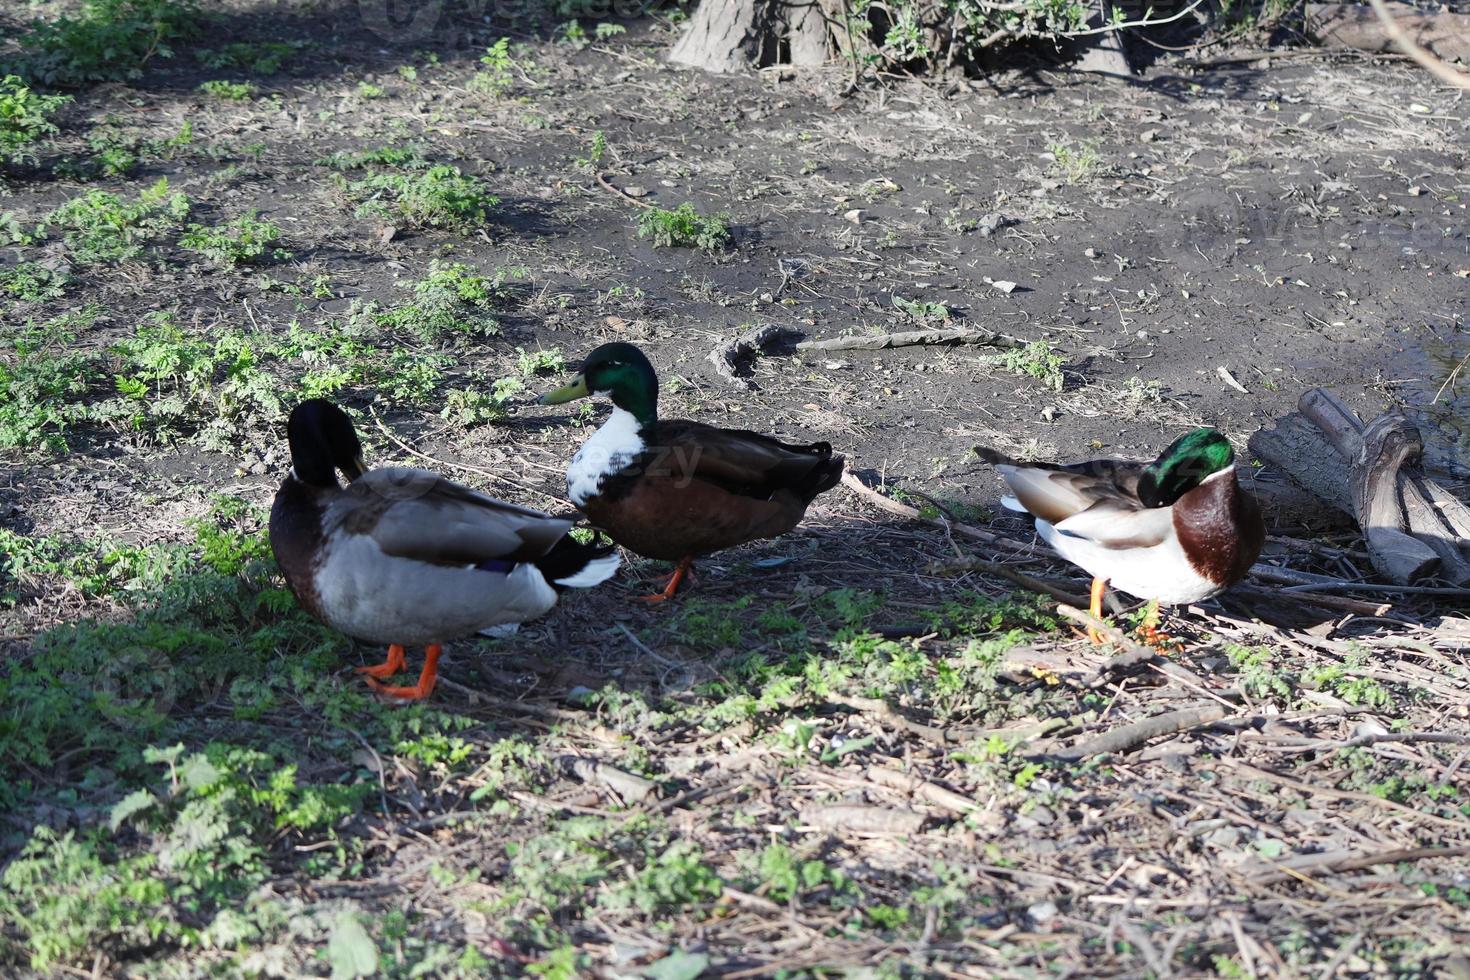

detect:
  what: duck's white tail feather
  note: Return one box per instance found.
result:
[478,622,522,638]
[553,551,621,589]
[1000,494,1025,513]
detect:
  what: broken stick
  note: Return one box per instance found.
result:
[798,327,1023,352]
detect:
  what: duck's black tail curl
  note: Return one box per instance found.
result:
[535,534,622,591]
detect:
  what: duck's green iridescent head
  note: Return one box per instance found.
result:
[538,342,659,426]
[1138,427,1234,508]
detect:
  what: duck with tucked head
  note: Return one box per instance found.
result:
[975,428,1264,644]
[270,399,620,699]
[538,342,845,601]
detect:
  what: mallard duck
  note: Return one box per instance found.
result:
[537,342,844,601]
[270,399,620,700]
[975,428,1264,643]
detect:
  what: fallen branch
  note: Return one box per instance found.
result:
[558,756,659,805]
[594,170,656,209]
[840,471,1029,554]
[1245,845,1470,885]
[800,803,927,835]
[829,694,956,745]
[798,327,1023,352]
[1050,704,1230,761]
[866,767,984,816]
[926,556,1088,606]
[707,324,800,389]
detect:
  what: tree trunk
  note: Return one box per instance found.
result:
[669,0,832,73]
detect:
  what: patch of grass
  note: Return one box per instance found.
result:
[179,211,288,268]
[198,79,255,100]
[337,165,498,232]
[1047,140,1102,184]
[318,143,427,171]
[39,177,190,264]
[1224,643,1293,701]
[0,262,70,302]
[0,75,70,166]
[636,203,731,251]
[995,340,1064,391]
[12,0,202,87]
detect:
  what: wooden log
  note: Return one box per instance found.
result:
[1306,2,1470,64]
[1351,413,1439,584]
[1403,474,1470,584]
[1248,414,1354,516]
[1298,387,1364,457]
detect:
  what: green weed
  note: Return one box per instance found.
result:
[39,177,190,264]
[373,260,511,341]
[338,165,498,232]
[13,0,202,86]
[53,120,192,180]
[472,38,517,96]
[636,203,731,251]
[995,340,1064,391]
[1047,140,1103,184]
[179,211,288,268]
[0,75,69,166]
[892,295,950,325]
[196,41,300,75]
[0,262,70,302]
[0,310,102,452]
[198,79,255,100]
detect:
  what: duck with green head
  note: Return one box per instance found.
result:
[975,428,1264,643]
[538,342,845,601]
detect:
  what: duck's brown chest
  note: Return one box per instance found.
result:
[1172,474,1265,588]
[269,479,329,622]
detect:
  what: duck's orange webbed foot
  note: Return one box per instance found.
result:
[364,644,441,701]
[1086,577,1108,645]
[357,644,407,680]
[637,557,693,604]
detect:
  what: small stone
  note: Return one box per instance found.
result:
[977,212,1005,237]
[1028,901,1058,925]
[1041,406,1057,422]
[759,292,774,303]
[623,185,648,198]
[1084,247,1099,259]
[1135,329,1150,340]
[844,208,866,224]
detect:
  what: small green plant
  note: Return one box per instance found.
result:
[557,20,589,48]
[196,41,299,74]
[594,22,627,40]
[575,129,606,171]
[198,79,255,100]
[0,262,70,302]
[996,340,1064,391]
[179,212,288,268]
[892,295,950,325]
[373,261,509,341]
[0,311,101,452]
[0,75,70,166]
[15,0,202,86]
[471,37,520,96]
[338,165,498,232]
[636,203,731,251]
[40,177,190,264]
[1224,643,1293,701]
[54,121,191,180]
[1047,140,1102,184]
[356,81,384,99]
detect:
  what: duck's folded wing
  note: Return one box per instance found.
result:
[995,459,1147,525]
[337,467,573,564]
[656,421,834,498]
[1052,496,1174,550]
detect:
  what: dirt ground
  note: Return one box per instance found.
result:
[2,2,1469,977]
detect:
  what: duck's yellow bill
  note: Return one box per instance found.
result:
[537,375,590,404]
